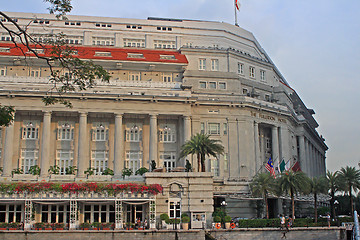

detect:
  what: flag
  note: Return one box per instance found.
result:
[291,161,301,172]
[235,0,241,11]
[265,158,276,177]
[279,159,286,173]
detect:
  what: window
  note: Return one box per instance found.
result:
[154,40,176,49]
[211,158,219,176]
[92,123,108,141]
[160,55,176,60]
[0,204,22,223]
[57,150,74,175]
[159,125,176,143]
[30,69,41,77]
[200,123,205,134]
[41,204,68,223]
[127,53,144,58]
[126,125,142,142]
[208,123,220,135]
[209,82,216,89]
[21,149,38,174]
[94,51,112,57]
[162,73,173,82]
[260,70,266,82]
[237,62,244,75]
[22,122,39,139]
[242,88,248,95]
[160,152,176,172]
[169,201,181,219]
[199,82,207,89]
[199,59,206,70]
[84,204,114,223]
[92,150,108,175]
[211,59,219,71]
[125,151,142,174]
[218,82,226,89]
[0,67,6,76]
[265,94,270,102]
[123,38,145,48]
[57,122,74,140]
[249,66,255,78]
[129,72,141,81]
[65,36,83,45]
[223,123,228,135]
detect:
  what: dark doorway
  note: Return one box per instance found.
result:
[267,199,277,219]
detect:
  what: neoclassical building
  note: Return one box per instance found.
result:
[0,12,327,228]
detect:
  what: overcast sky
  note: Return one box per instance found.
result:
[2,0,360,172]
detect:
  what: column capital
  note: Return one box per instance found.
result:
[149,114,158,118]
[115,113,123,118]
[78,111,88,116]
[42,110,52,115]
[183,115,191,120]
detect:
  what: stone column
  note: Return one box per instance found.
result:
[180,115,192,167]
[149,114,158,166]
[271,126,279,162]
[299,136,306,175]
[279,126,290,164]
[254,122,260,172]
[77,112,88,177]
[40,111,52,177]
[2,121,15,177]
[114,114,123,177]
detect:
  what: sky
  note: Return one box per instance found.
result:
[2,0,360,172]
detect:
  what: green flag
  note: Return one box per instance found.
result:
[279,159,286,173]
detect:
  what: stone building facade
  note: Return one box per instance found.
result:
[0,12,327,227]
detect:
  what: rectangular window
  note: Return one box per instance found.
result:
[30,69,41,77]
[92,124,108,141]
[159,127,176,143]
[125,151,142,174]
[0,204,22,223]
[58,122,74,140]
[237,62,244,75]
[199,59,206,70]
[57,150,74,175]
[126,127,142,142]
[154,40,176,49]
[265,94,270,102]
[22,123,39,139]
[249,66,255,78]
[94,51,112,57]
[123,38,145,48]
[127,53,144,59]
[208,123,220,135]
[200,123,205,134]
[211,158,219,176]
[160,152,176,172]
[92,150,108,175]
[160,55,176,60]
[260,70,266,81]
[209,82,216,89]
[223,123,228,135]
[92,37,114,46]
[129,72,141,81]
[242,88,248,95]
[199,82,207,89]
[169,201,181,219]
[218,82,226,89]
[21,149,38,174]
[211,59,219,71]
[162,73,173,82]
[0,67,6,76]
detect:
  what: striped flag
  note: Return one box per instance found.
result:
[235,0,241,11]
[265,158,276,178]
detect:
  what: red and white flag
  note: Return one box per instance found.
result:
[235,0,241,11]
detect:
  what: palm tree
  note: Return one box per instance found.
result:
[309,176,328,222]
[337,166,360,216]
[326,171,340,219]
[277,170,310,220]
[179,133,224,172]
[250,172,276,219]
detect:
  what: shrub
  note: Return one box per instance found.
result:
[135,167,149,176]
[160,213,170,221]
[224,216,232,223]
[80,222,91,228]
[182,216,190,223]
[29,165,41,176]
[92,222,101,228]
[166,218,181,224]
[102,168,114,176]
[53,222,65,228]
[48,165,60,175]
[213,216,221,223]
[122,168,133,178]
[65,166,77,175]
[34,222,45,228]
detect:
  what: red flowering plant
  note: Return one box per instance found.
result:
[0,182,162,195]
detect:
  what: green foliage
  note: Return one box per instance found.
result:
[185,160,192,172]
[337,166,360,214]
[45,0,73,19]
[213,207,226,222]
[317,206,330,216]
[0,105,15,127]
[48,165,60,175]
[91,222,101,228]
[160,213,170,221]
[165,218,181,224]
[182,215,190,223]
[180,133,224,172]
[65,166,77,175]
[34,222,45,228]
[135,167,149,176]
[122,168,133,178]
[308,176,328,222]
[213,216,222,223]
[84,167,94,177]
[224,215,232,223]
[11,168,23,175]
[102,168,114,176]
[29,165,41,176]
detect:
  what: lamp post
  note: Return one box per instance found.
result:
[220,200,227,228]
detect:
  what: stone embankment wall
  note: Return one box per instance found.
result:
[0,228,346,240]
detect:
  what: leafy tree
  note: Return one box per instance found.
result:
[308,176,328,222]
[179,133,224,172]
[0,1,110,126]
[337,166,360,216]
[250,172,276,219]
[277,170,310,220]
[327,171,340,219]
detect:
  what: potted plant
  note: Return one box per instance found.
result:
[122,168,133,179]
[84,167,95,178]
[0,222,7,230]
[79,222,91,230]
[160,213,169,229]
[101,222,112,230]
[181,213,190,230]
[34,222,45,230]
[65,166,77,175]
[224,216,232,229]
[165,218,181,230]
[8,222,19,230]
[11,168,23,176]
[48,165,60,175]
[53,222,65,230]
[92,222,101,230]
[102,168,114,176]
[126,222,134,230]
[29,165,41,176]
[44,222,52,230]
[135,167,149,176]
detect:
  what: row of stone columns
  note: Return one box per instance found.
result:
[1,111,192,178]
[299,136,325,177]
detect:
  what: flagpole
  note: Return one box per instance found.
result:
[234,0,239,26]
